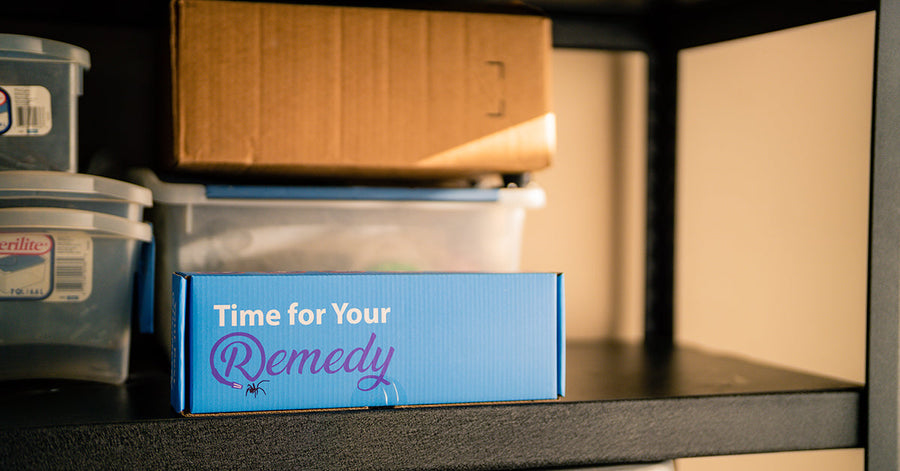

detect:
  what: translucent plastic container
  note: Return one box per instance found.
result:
[0,170,152,220]
[131,169,545,341]
[0,207,152,384]
[0,34,91,172]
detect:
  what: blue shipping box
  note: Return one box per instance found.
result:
[171,272,564,414]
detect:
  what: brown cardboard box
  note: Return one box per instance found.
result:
[170,0,554,178]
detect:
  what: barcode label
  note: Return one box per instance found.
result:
[47,233,92,302]
[16,106,48,129]
[0,85,52,136]
[54,257,85,292]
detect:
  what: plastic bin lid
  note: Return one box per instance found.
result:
[0,207,152,242]
[0,171,152,207]
[129,168,545,208]
[0,34,90,68]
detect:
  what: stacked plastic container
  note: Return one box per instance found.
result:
[132,169,545,344]
[0,35,154,384]
[0,34,90,172]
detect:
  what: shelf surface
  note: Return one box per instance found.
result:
[0,339,862,469]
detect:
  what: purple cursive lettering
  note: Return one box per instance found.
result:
[209,332,394,392]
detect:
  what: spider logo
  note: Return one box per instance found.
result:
[245,380,269,398]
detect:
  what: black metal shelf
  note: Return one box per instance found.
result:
[0,339,862,469]
[0,0,886,468]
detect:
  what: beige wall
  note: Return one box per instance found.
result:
[521,49,647,342]
[676,11,872,386]
[523,10,875,471]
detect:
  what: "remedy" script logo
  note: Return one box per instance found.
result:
[209,332,394,392]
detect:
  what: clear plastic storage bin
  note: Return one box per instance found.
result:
[131,169,545,341]
[0,170,152,220]
[0,34,90,172]
[0,207,152,384]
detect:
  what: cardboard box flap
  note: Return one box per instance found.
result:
[557,273,565,397]
[171,273,189,413]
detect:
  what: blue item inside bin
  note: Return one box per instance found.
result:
[0,254,44,272]
[134,234,155,334]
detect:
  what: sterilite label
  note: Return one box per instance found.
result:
[0,232,92,302]
[0,234,53,300]
[0,85,52,136]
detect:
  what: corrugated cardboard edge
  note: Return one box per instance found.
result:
[171,272,188,414]
[557,273,565,397]
[169,0,183,173]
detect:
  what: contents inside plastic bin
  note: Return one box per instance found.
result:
[0,34,91,172]
[0,170,152,220]
[137,168,544,271]
[0,207,152,384]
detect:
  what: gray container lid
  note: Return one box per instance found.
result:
[0,171,152,206]
[129,168,545,208]
[0,207,151,241]
[0,34,90,69]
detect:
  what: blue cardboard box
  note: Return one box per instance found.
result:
[171,272,564,414]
